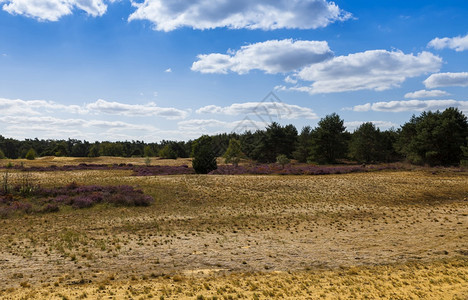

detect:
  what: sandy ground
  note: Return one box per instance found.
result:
[0,160,467,298]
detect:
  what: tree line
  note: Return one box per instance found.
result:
[1,108,467,167]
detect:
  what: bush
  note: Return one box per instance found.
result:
[191,135,217,174]
[25,148,36,160]
[0,149,5,159]
[276,154,290,168]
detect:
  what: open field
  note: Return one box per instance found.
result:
[0,158,467,299]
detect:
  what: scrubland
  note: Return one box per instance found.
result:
[0,157,467,299]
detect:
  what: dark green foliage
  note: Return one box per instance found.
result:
[88,143,101,157]
[53,141,68,157]
[159,144,177,159]
[191,135,217,174]
[143,145,156,157]
[293,126,313,163]
[251,122,297,163]
[25,148,36,160]
[460,137,468,166]
[223,138,243,167]
[0,149,5,159]
[99,142,124,157]
[349,122,382,163]
[397,108,468,166]
[309,113,348,164]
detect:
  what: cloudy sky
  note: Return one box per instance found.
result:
[1,0,467,142]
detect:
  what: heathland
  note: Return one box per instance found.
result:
[0,157,467,299]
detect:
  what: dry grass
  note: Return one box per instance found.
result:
[0,157,467,298]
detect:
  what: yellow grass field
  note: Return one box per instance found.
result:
[0,158,467,299]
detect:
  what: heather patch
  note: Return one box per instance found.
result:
[0,182,154,218]
[1,162,407,176]
[208,163,403,175]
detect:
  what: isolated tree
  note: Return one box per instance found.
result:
[397,108,468,165]
[310,113,347,164]
[293,126,313,163]
[191,135,217,174]
[25,148,36,160]
[159,144,177,159]
[223,138,243,167]
[276,154,290,168]
[349,122,381,163]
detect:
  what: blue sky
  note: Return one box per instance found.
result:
[0,0,467,142]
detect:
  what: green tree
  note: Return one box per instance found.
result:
[159,144,177,159]
[223,138,243,167]
[0,149,5,159]
[397,108,468,165]
[293,126,313,163]
[461,137,468,166]
[25,148,36,160]
[276,154,290,168]
[53,141,68,157]
[88,143,101,157]
[143,145,156,157]
[100,142,124,157]
[310,113,347,164]
[252,122,298,163]
[349,122,381,163]
[191,135,217,174]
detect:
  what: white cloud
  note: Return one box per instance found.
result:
[165,68,172,73]
[292,50,442,94]
[192,39,333,74]
[350,100,468,113]
[178,118,267,133]
[196,101,318,119]
[0,97,86,115]
[85,99,188,119]
[0,97,187,119]
[129,0,351,32]
[404,89,450,99]
[1,0,107,21]
[423,72,468,88]
[428,33,468,52]
[344,121,398,131]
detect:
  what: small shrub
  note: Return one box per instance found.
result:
[276,154,290,168]
[0,149,5,159]
[25,148,36,160]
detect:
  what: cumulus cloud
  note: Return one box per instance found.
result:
[404,89,450,99]
[423,72,468,88]
[192,39,333,74]
[129,0,351,31]
[350,100,468,113]
[289,50,442,94]
[1,0,107,21]
[85,99,188,119]
[344,121,398,131]
[196,101,318,119]
[428,33,468,52]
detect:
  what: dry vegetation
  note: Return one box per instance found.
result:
[0,158,467,299]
